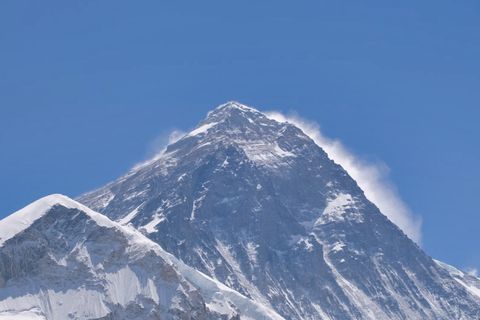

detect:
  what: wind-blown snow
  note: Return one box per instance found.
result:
[265,111,422,244]
[466,267,479,277]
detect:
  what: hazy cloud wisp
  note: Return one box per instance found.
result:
[266,111,423,244]
[466,267,478,277]
[133,129,186,170]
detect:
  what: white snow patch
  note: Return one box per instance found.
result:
[315,193,362,225]
[289,235,317,252]
[187,122,218,137]
[240,141,295,167]
[245,242,259,266]
[118,205,142,225]
[190,183,209,221]
[331,242,346,253]
[221,157,230,168]
[194,247,217,276]
[311,303,332,320]
[123,189,148,201]
[141,214,166,234]
[0,287,110,320]
[190,194,206,221]
[105,266,159,306]
[0,309,46,320]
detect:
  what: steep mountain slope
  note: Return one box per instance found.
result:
[0,194,283,320]
[435,260,480,301]
[79,102,480,319]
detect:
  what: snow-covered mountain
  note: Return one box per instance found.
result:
[77,102,480,319]
[2,102,479,319]
[0,194,283,320]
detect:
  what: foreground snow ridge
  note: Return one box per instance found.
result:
[0,195,283,320]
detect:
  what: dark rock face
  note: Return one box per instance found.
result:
[79,102,480,319]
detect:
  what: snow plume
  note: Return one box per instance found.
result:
[133,129,185,170]
[265,111,422,244]
[148,129,185,155]
[466,267,478,277]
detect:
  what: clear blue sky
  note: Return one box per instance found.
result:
[1,1,479,272]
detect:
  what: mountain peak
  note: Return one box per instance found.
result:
[132,102,303,173]
[170,101,279,147]
[214,101,260,113]
[76,101,480,319]
[203,101,266,124]
[0,194,114,246]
